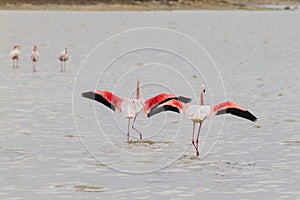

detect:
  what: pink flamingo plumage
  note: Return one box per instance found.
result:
[10,45,21,68]
[148,85,257,157]
[82,79,191,142]
[31,45,39,72]
[58,48,69,72]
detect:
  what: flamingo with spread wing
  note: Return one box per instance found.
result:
[148,85,257,157]
[82,79,191,142]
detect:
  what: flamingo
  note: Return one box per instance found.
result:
[58,48,69,72]
[31,45,39,72]
[82,79,191,142]
[148,84,257,157]
[10,45,21,68]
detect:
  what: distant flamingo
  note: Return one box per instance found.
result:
[10,45,21,68]
[148,84,257,157]
[31,45,39,72]
[82,79,191,142]
[58,48,69,72]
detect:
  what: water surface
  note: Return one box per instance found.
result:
[0,10,299,199]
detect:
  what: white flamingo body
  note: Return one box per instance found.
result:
[122,98,145,119]
[186,105,211,123]
[10,45,21,68]
[10,49,20,59]
[148,84,257,157]
[59,51,69,61]
[31,50,39,62]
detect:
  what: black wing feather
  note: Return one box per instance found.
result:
[147,105,180,118]
[81,91,115,111]
[157,96,191,106]
[216,108,257,122]
[177,96,192,103]
[147,96,191,117]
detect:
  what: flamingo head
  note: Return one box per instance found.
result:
[33,45,37,51]
[201,84,206,94]
[200,84,206,106]
[65,48,68,53]
[13,45,21,50]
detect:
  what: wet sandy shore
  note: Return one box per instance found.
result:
[0,0,299,10]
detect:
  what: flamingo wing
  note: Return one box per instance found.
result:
[147,99,185,118]
[213,101,257,122]
[144,93,191,114]
[82,90,123,112]
[177,96,192,103]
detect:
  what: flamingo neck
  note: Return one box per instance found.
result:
[200,91,204,105]
[136,79,140,99]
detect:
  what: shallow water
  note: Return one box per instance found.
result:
[0,10,300,199]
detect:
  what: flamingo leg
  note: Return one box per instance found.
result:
[13,59,17,68]
[60,61,63,72]
[33,62,36,72]
[195,122,202,157]
[132,116,142,140]
[192,122,197,154]
[16,59,19,68]
[127,118,131,143]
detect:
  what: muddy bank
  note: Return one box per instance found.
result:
[0,0,298,10]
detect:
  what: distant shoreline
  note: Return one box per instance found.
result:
[0,0,299,11]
